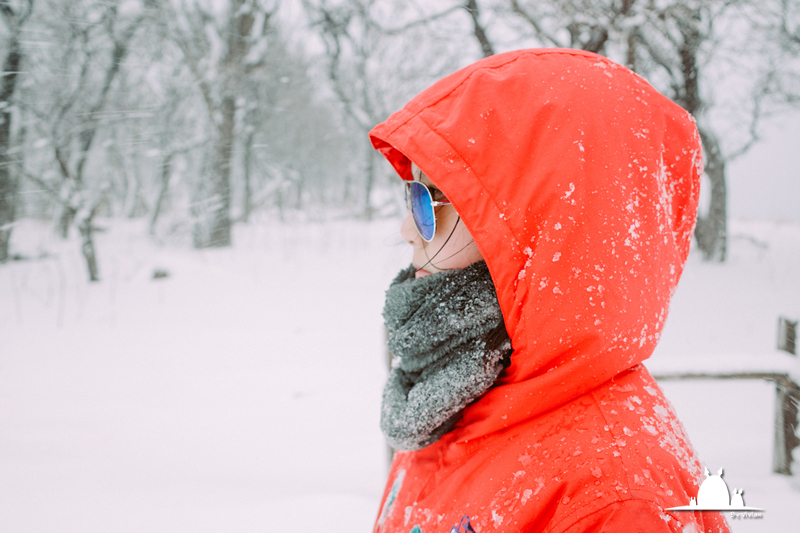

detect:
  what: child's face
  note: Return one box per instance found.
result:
[401,163,484,278]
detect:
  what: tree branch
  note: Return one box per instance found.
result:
[20,0,33,24]
[171,23,217,115]
[54,145,72,181]
[309,2,373,130]
[74,13,144,182]
[630,28,681,96]
[51,25,94,139]
[780,0,800,46]
[726,70,772,161]
[367,4,461,35]
[0,1,14,21]
[464,0,494,57]
[508,0,563,48]
[12,163,73,208]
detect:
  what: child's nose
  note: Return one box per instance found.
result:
[400,210,420,244]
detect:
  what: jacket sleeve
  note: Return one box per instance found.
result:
[556,499,708,533]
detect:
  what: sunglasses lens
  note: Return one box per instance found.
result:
[408,181,436,241]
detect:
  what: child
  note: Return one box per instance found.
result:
[370,49,730,533]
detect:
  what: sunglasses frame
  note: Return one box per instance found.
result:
[405,180,451,242]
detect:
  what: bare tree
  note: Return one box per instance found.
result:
[304,0,474,218]
[778,0,800,48]
[506,0,633,54]
[235,33,351,219]
[304,0,384,218]
[18,0,144,280]
[139,55,209,236]
[753,0,800,107]
[0,0,33,263]
[54,3,142,236]
[157,0,276,248]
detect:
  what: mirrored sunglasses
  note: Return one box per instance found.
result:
[405,181,451,242]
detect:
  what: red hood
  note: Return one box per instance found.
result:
[369,49,701,441]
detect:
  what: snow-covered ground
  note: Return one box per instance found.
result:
[1,216,798,532]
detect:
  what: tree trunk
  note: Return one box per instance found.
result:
[342,168,352,206]
[149,152,173,235]
[109,138,140,218]
[122,153,141,219]
[695,128,727,261]
[193,96,234,248]
[0,108,16,262]
[276,186,284,221]
[294,168,304,210]
[242,130,254,223]
[625,31,638,71]
[0,20,23,263]
[56,204,76,238]
[773,378,800,475]
[78,214,99,282]
[674,11,727,262]
[363,143,376,220]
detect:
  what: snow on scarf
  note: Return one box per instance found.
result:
[380,260,510,450]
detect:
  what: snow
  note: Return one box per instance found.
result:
[1,216,799,532]
[0,217,405,532]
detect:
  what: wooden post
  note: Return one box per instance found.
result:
[773,377,800,475]
[778,316,798,355]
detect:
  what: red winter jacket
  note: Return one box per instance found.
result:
[368,49,730,533]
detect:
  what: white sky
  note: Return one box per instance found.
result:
[728,110,800,223]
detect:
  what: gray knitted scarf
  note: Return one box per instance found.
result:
[381,260,510,451]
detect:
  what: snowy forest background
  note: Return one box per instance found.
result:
[0,0,799,272]
[1,0,800,532]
